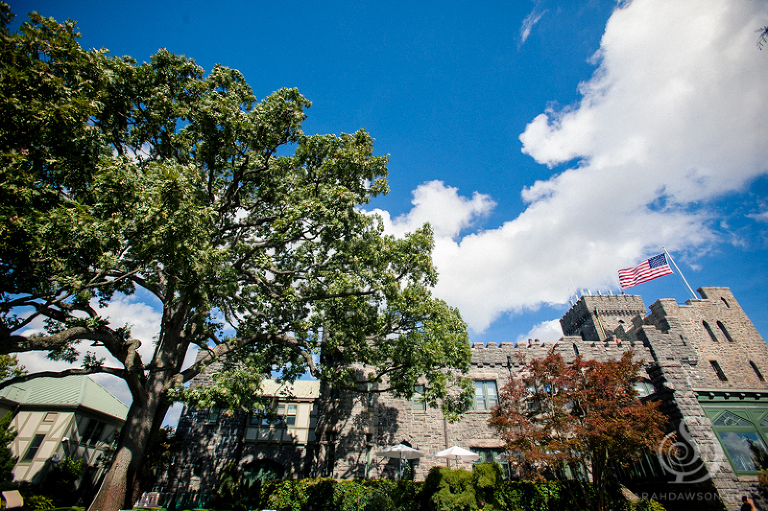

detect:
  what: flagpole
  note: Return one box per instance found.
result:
[663,247,697,300]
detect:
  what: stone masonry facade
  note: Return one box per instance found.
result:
[159,286,768,510]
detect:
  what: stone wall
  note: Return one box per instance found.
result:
[622,287,768,510]
[323,336,655,481]
[560,293,647,342]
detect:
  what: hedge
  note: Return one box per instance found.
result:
[254,463,665,511]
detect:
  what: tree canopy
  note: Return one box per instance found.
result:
[488,350,666,511]
[0,5,472,510]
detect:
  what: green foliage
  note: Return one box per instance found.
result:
[258,475,645,511]
[423,466,478,511]
[0,355,24,380]
[24,494,55,511]
[634,500,667,511]
[472,463,501,510]
[45,456,84,505]
[494,480,576,511]
[0,412,16,484]
[0,5,472,510]
[263,478,420,511]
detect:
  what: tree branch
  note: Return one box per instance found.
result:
[0,365,127,391]
[0,327,117,355]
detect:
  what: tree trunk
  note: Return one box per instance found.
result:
[88,390,170,511]
[592,449,608,511]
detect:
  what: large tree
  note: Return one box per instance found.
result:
[0,6,472,511]
[488,350,666,511]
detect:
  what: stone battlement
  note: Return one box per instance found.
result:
[470,336,653,369]
[560,293,647,342]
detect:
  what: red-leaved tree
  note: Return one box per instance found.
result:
[488,350,667,511]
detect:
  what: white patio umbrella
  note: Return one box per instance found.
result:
[377,444,425,479]
[434,445,480,469]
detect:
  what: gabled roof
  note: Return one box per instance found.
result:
[0,375,129,421]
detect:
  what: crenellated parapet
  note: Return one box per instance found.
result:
[468,335,655,376]
[560,294,647,342]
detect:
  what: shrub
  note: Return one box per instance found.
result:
[25,495,54,511]
[260,473,644,511]
[630,500,667,511]
[423,466,478,511]
[262,478,419,511]
[472,463,501,510]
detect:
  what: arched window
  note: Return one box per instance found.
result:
[703,321,719,342]
[721,297,730,308]
[717,321,734,342]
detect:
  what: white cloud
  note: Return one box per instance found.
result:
[375,0,768,333]
[370,180,495,239]
[17,294,163,407]
[520,9,547,45]
[748,209,768,223]
[516,319,564,345]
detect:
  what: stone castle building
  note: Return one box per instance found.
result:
[153,286,768,510]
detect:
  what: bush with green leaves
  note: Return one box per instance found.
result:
[422,466,478,511]
[628,500,667,511]
[24,494,54,511]
[472,463,502,510]
[259,471,661,511]
[263,478,420,511]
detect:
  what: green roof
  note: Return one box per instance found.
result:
[0,375,129,421]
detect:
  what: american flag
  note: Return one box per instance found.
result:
[618,253,673,289]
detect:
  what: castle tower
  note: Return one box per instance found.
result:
[560,293,647,341]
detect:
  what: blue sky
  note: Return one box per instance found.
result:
[10,0,768,423]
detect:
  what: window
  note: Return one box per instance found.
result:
[42,412,57,423]
[412,385,426,412]
[473,447,502,464]
[717,321,734,343]
[363,382,374,411]
[81,419,105,446]
[634,380,655,398]
[82,419,97,444]
[365,443,373,479]
[710,360,728,381]
[206,406,220,423]
[473,448,511,479]
[473,381,498,411]
[22,434,45,462]
[324,432,336,477]
[249,406,290,441]
[703,321,719,342]
[712,411,768,473]
[249,409,265,426]
[286,404,297,427]
[89,422,105,446]
[721,297,730,308]
[751,361,765,382]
